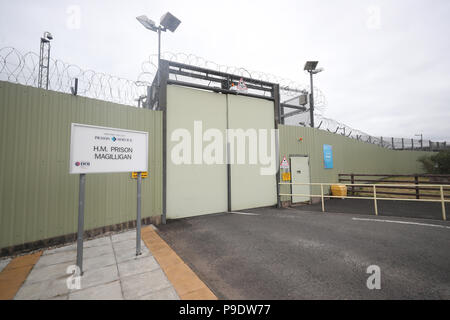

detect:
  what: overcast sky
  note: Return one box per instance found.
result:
[0,0,449,141]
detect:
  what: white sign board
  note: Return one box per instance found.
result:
[69,123,148,174]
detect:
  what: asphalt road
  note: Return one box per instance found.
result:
[295,198,449,221]
[157,207,450,299]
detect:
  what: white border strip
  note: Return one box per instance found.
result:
[228,212,260,216]
[352,217,450,229]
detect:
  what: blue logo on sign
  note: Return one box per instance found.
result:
[111,137,116,142]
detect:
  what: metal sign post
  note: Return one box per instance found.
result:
[136,172,142,256]
[70,123,149,274]
[76,173,86,274]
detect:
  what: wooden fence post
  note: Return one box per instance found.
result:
[415,175,419,199]
[351,173,355,196]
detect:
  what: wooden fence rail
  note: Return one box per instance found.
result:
[338,173,450,199]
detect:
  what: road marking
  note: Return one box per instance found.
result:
[352,217,450,229]
[228,211,260,216]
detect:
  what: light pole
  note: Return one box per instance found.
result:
[38,31,53,90]
[415,133,423,149]
[137,12,181,107]
[304,61,324,128]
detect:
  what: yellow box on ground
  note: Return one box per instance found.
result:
[331,184,347,197]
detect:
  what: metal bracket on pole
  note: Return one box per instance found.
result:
[76,174,86,275]
[136,172,142,256]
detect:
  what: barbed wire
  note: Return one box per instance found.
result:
[1,46,446,150]
[0,47,146,105]
[137,51,328,113]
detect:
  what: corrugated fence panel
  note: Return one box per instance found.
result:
[0,81,162,250]
[279,125,433,200]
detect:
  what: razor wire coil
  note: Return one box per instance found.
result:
[0,46,445,150]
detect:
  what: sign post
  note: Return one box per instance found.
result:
[76,173,86,274]
[70,123,148,274]
[136,172,142,256]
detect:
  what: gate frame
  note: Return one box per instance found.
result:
[152,60,282,223]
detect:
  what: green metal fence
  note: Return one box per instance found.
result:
[0,81,436,250]
[278,125,433,201]
[0,81,162,250]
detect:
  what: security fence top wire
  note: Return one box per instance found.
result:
[0,46,146,106]
[1,46,447,150]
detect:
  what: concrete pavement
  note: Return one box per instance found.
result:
[13,229,177,300]
[0,226,216,300]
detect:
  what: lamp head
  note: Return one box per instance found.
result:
[136,15,158,32]
[311,67,324,74]
[304,61,318,71]
[160,12,181,32]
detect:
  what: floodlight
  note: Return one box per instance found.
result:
[303,60,324,128]
[299,94,308,105]
[160,12,181,32]
[41,31,53,43]
[311,67,324,74]
[304,61,318,71]
[136,15,158,32]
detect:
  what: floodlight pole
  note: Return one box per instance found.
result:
[157,27,162,89]
[309,71,315,128]
[38,32,52,90]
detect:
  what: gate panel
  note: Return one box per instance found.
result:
[166,85,228,218]
[228,95,277,211]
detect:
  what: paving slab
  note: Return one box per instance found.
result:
[49,294,68,300]
[69,280,123,300]
[77,264,119,290]
[112,238,145,251]
[117,255,159,278]
[114,245,150,263]
[83,243,114,259]
[15,278,69,300]
[111,231,137,243]
[121,268,172,300]
[42,244,76,255]
[83,252,116,271]
[138,286,180,300]
[24,261,73,285]
[34,250,76,268]
[84,237,112,248]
